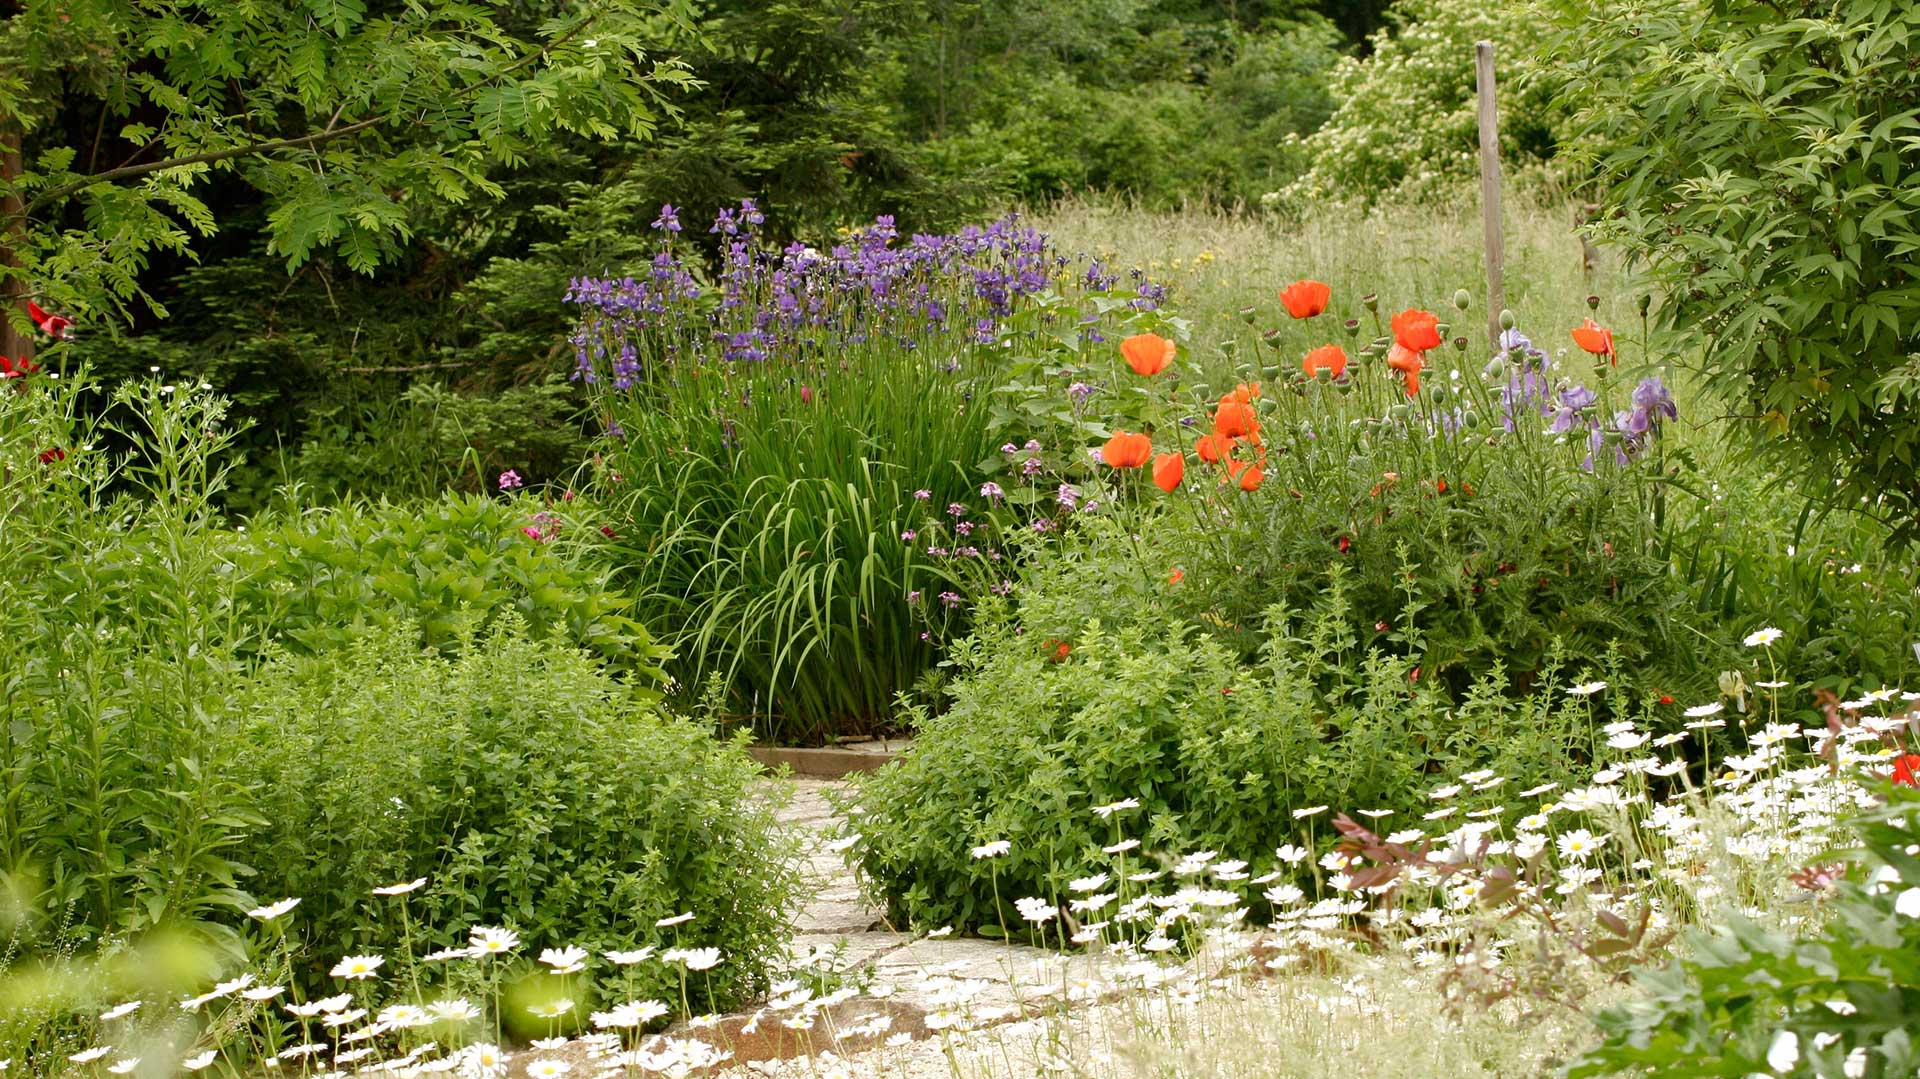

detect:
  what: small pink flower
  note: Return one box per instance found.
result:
[499,470,524,491]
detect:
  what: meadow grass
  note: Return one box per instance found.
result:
[1031,194,1627,360]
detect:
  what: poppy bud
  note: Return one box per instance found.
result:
[800,385,813,404]
[1344,318,1361,337]
[1453,289,1471,311]
[1238,306,1258,324]
[1637,294,1652,316]
[1429,386,1449,405]
[1482,358,1505,379]
[1499,309,1516,331]
[1586,294,1601,311]
[1462,409,1481,429]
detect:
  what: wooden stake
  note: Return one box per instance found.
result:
[1474,41,1505,351]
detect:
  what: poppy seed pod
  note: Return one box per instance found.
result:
[1344,318,1361,337]
[1586,295,1602,311]
[1361,292,1379,312]
[1238,306,1259,325]
[1452,336,1469,352]
[1261,329,1285,351]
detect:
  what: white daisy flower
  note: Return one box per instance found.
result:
[329,955,384,980]
[248,898,301,921]
[372,878,427,896]
[1743,627,1784,647]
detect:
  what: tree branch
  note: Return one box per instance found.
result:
[17,3,608,217]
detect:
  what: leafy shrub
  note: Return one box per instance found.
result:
[1570,783,1920,1079]
[1278,0,1565,205]
[232,619,796,1008]
[231,492,668,682]
[847,604,1592,933]
[1558,0,1920,541]
[1,375,262,948]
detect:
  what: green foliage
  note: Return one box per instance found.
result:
[0,0,695,326]
[0,376,262,949]
[1570,784,1920,1079]
[231,493,668,683]
[1278,0,1565,205]
[233,619,795,1007]
[1557,0,1920,541]
[903,20,1344,209]
[847,602,1591,933]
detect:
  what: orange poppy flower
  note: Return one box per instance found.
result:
[1168,567,1185,586]
[1225,381,1262,404]
[1387,344,1425,396]
[1278,279,1331,319]
[1238,464,1266,491]
[1302,343,1347,379]
[1102,430,1153,469]
[1121,332,1176,376]
[1194,432,1233,464]
[1152,451,1185,492]
[1214,396,1258,439]
[1390,308,1443,353]
[1042,638,1072,663]
[1570,318,1615,362]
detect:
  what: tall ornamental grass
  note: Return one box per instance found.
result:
[569,203,1167,743]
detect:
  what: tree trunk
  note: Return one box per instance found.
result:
[0,127,29,363]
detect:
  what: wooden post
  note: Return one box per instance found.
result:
[1474,41,1505,351]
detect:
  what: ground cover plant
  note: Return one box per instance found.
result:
[0,371,795,1025]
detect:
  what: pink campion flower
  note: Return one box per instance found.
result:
[522,525,542,540]
[499,470,523,491]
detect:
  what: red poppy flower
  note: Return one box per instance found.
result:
[1168,567,1185,586]
[27,300,74,340]
[1387,344,1424,396]
[1121,333,1176,377]
[1894,753,1920,788]
[1214,396,1258,439]
[1102,430,1153,469]
[1278,280,1331,319]
[1042,638,1072,663]
[1194,432,1233,464]
[1225,381,1262,404]
[1658,695,1674,705]
[1,355,41,381]
[1339,535,1352,553]
[1571,318,1615,363]
[1237,463,1265,492]
[1152,451,1185,492]
[1302,344,1347,380]
[1390,308,1442,353]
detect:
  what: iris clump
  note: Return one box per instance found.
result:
[568,203,1161,743]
